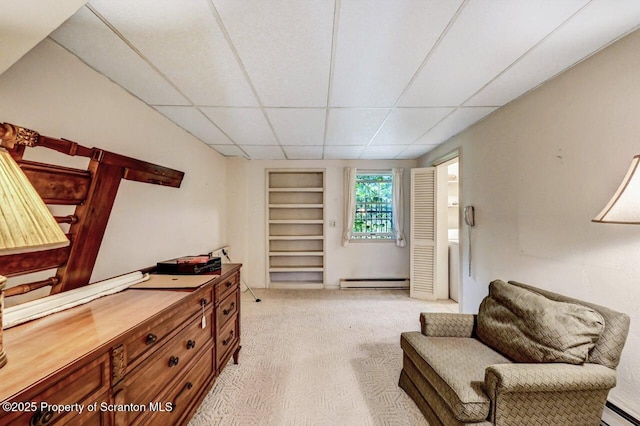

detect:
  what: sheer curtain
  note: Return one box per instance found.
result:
[343,167,357,247]
[392,168,406,247]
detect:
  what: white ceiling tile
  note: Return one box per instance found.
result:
[370,108,453,145]
[51,7,190,106]
[325,108,390,145]
[212,0,334,107]
[48,0,640,162]
[466,0,640,107]
[154,106,233,145]
[0,0,86,75]
[209,145,246,157]
[331,0,462,107]
[265,109,326,146]
[201,107,277,145]
[400,0,589,107]
[282,146,323,160]
[395,145,438,159]
[241,145,286,160]
[88,0,258,106]
[415,107,497,144]
[323,145,364,159]
[360,145,408,159]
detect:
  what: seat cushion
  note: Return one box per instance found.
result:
[477,280,605,364]
[401,331,511,422]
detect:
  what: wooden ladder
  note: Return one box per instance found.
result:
[0,122,184,296]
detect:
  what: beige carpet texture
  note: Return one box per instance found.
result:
[189,289,457,426]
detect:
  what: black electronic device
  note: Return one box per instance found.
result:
[156,255,221,275]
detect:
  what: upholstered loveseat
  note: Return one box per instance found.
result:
[399,280,630,426]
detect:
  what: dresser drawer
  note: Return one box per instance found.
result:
[214,272,238,304]
[113,313,213,425]
[216,290,238,330]
[1,353,110,426]
[141,344,214,426]
[121,288,212,375]
[216,313,238,367]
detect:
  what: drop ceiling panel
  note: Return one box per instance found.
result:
[466,0,640,107]
[330,0,462,107]
[282,146,323,160]
[43,1,640,161]
[0,0,87,75]
[242,145,286,160]
[400,0,589,107]
[266,108,326,146]
[201,107,277,145]
[209,145,246,157]
[51,7,189,106]
[323,145,364,159]
[154,106,233,145]
[212,0,334,107]
[395,144,438,159]
[88,0,258,106]
[415,107,497,145]
[325,108,390,146]
[370,108,453,145]
[360,145,408,159]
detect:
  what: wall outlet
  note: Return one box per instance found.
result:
[329,220,336,228]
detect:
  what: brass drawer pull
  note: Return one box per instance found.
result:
[222,330,235,346]
[146,333,158,345]
[223,302,235,316]
[225,281,233,288]
[200,298,208,307]
[170,381,193,412]
[187,340,196,350]
[168,356,180,367]
[31,408,54,426]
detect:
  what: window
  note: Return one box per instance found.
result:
[352,173,394,240]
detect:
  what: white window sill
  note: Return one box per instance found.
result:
[349,238,396,243]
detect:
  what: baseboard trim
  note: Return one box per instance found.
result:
[602,401,640,426]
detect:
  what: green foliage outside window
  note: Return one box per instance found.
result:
[352,174,393,239]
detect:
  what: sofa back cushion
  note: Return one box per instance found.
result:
[477,280,605,364]
[508,281,630,369]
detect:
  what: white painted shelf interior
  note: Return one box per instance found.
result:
[267,169,325,288]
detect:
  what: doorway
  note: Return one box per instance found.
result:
[436,157,460,303]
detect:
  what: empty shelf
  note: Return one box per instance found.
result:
[269,251,324,256]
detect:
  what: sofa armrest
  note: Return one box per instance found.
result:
[420,313,475,337]
[485,363,616,425]
[484,363,616,394]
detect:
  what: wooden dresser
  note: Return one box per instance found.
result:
[0,264,241,426]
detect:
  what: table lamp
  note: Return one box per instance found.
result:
[593,155,640,224]
[0,122,70,369]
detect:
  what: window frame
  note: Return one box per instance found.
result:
[350,171,394,241]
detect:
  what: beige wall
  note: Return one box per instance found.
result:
[227,159,416,289]
[0,39,228,294]
[419,29,640,415]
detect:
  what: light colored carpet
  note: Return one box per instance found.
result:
[189,289,458,426]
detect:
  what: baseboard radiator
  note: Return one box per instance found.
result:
[339,278,409,289]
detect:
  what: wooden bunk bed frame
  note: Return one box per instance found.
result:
[0,122,184,297]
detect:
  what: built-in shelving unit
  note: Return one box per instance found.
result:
[266,169,325,289]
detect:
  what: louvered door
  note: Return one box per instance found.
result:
[410,167,441,300]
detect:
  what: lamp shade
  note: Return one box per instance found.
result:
[0,147,69,254]
[593,155,640,224]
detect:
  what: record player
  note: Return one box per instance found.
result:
[156,255,221,275]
